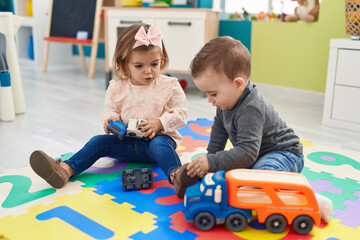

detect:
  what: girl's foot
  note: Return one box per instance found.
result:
[171,163,200,198]
[29,150,69,188]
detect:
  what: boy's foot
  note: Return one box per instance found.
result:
[29,150,69,188]
[171,163,200,198]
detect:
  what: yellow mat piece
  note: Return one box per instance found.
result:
[0,188,157,239]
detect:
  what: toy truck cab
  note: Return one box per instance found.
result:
[184,171,252,231]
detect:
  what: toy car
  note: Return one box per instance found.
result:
[184,169,321,235]
[107,120,126,140]
[126,119,149,140]
[122,168,153,190]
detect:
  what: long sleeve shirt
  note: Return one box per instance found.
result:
[101,74,188,146]
[207,81,303,172]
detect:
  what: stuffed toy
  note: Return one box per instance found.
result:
[285,0,320,22]
[315,193,333,223]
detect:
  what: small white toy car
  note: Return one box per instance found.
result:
[126,119,148,140]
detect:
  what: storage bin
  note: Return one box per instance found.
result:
[345,0,360,37]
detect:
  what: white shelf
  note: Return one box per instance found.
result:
[105,8,219,73]
[322,38,360,132]
[21,16,34,27]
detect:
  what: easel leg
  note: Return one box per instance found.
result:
[77,44,87,70]
[88,42,98,79]
[42,41,50,72]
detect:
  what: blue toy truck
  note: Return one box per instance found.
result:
[107,120,127,140]
[184,169,321,234]
[184,171,252,231]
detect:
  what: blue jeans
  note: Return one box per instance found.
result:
[63,134,182,181]
[248,151,304,173]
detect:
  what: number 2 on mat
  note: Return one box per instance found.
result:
[0,175,56,208]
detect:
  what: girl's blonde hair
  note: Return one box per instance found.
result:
[113,23,169,79]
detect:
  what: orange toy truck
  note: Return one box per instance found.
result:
[184,169,321,235]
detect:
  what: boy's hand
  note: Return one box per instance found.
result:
[103,116,118,134]
[187,155,209,178]
[138,119,164,139]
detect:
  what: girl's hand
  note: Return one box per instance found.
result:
[138,119,164,139]
[187,155,209,178]
[103,116,118,134]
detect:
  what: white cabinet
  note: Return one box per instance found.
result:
[13,0,72,66]
[104,7,219,77]
[322,39,360,131]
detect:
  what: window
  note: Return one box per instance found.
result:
[225,0,302,15]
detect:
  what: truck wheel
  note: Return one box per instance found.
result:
[225,213,247,232]
[194,212,215,231]
[265,214,287,233]
[292,215,313,235]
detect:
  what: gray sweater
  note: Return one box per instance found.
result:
[207,81,303,172]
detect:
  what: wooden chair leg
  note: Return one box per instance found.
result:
[77,44,87,70]
[42,41,50,72]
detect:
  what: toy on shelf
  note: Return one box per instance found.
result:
[285,0,320,22]
[242,8,250,21]
[107,119,149,140]
[256,11,266,21]
[267,7,278,21]
[184,169,322,235]
[229,11,242,20]
[150,0,171,7]
[122,168,153,190]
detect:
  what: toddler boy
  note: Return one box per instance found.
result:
[173,36,303,198]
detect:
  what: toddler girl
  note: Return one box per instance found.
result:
[30,23,188,190]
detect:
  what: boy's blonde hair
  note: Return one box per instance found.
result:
[190,36,251,80]
[113,23,169,79]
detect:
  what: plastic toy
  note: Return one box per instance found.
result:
[107,119,149,140]
[256,11,266,21]
[107,120,127,140]
[184,169,321,235]
[126,119,148,140]
[122,168,153,190]
[178,79,187,90]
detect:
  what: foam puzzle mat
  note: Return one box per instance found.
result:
[1,118,360,239]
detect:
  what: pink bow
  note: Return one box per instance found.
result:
[133,25,163,49]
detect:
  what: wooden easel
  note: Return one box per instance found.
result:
[43,0,114,79]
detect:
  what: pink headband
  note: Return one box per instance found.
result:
[133,25,163,50]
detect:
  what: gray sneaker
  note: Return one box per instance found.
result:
[30,150,69,188]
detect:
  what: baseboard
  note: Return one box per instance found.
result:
[254,82,325,107]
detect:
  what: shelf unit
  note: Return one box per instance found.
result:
[104,7,219,83]
[12,0,72,66]
[322,39,360,132]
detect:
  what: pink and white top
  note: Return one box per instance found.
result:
[101,74,188,146]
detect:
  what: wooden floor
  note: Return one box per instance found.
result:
[1,59,359,172]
